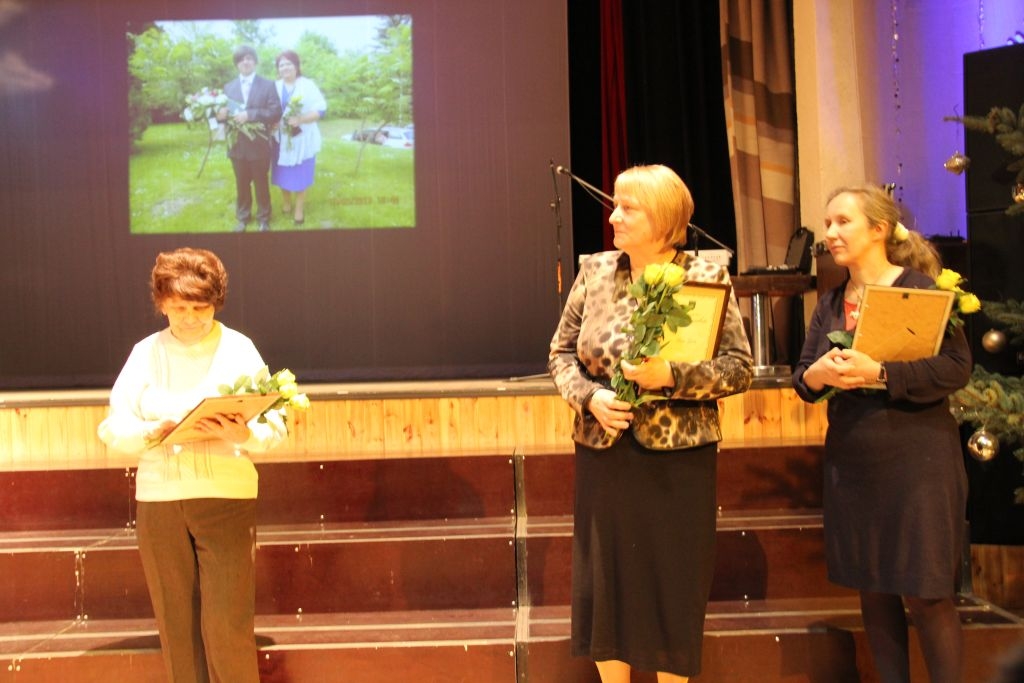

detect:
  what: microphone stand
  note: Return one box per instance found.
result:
[507,163,570,384]
[549,161,565,306]
[509,163,612,384]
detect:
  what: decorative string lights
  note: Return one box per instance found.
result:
[978,0,985,49]
[890,0,903,203]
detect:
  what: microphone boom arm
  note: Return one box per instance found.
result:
[556,165,614,210]
[686,223,735,256]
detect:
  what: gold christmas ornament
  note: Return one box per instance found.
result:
[981,328,1008,354]
[966,428,999,462]
[1013,183,1024,204]
[943,151,970,175]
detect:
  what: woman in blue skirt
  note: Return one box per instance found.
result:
[271,50,327,226]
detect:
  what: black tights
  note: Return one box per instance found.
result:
[859,591,963,683]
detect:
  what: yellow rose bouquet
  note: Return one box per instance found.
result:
[934,268,982,332]
[611,262,695,407]
[219,366,310,429]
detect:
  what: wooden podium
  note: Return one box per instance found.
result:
[731,273,814,378]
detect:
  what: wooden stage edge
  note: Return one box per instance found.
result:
[0,377,562,408]
[0,378,827,472]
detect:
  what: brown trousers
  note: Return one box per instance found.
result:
[137,499,259,683]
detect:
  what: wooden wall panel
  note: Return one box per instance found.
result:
[0,385,827,471]
[971,544,1024,610]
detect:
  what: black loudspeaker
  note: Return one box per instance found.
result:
[963,43,1024,375]
[960,44,1024,548]
[963,43,1024,213]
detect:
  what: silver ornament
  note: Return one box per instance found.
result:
[967,429,999,462]
[981,328,1008,354]
[943,151,970,175]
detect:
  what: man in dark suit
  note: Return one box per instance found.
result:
[217,45,281,232]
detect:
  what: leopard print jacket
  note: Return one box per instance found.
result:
[548,249,753,450]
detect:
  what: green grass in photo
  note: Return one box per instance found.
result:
[129,118,415,234]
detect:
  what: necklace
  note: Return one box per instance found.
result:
[847,285,865,321]
[848,265,903,318]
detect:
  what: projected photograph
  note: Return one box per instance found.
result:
[127,15,414,233]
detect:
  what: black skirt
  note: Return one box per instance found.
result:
[571,434,717,677]
[823,391,967,598]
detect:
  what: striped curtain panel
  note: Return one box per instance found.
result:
[719,0,797,271]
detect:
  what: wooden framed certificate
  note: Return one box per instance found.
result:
[159,393,281,445]
[851,285,955,362]
[658,282,732,363]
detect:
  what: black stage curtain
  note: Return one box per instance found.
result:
[568,1,737,267]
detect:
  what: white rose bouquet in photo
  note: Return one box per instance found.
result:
[182,86,228,130]
[181,86,269,178]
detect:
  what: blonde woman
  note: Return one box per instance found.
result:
[549,165,752,681]
[793,186,972,683]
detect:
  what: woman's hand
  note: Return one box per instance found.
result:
[194,413,252,445]
[587,389,633,435]
[833,348,883,387]
[804,347,879,391]
[620,358,674,391]
[287,115,301,127]
[144,419,178,446]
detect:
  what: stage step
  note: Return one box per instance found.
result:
[0,457,518,532]
[3,446,1022,680]
[1,509,844,622]
[520,446,825,517]
[3,597,1019,683]
[0,446,825,533]
[522,596,1024,683]
[0,518,516,622]
[0,608,518,683]
[522,511,852,607]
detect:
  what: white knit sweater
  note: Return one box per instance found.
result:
[98,322,286,502]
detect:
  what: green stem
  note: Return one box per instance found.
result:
[196,128,214,179]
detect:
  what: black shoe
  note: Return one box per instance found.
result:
[233,221,247,232]
[294,217,305,226]
[258,221,270,232]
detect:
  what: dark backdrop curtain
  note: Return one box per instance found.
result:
[599,0,628,250]
[568,1,737,265]
[567,2,606,259]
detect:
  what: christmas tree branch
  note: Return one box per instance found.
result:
[953,366,1024,468]
[981,299,1024,346]
[944,104,1024,215]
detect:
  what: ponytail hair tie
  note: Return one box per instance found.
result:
[892,221,910,242]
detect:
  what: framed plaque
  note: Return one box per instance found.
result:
[658,282,732,363]
[159,393,281,445]
[851,285,955,362]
